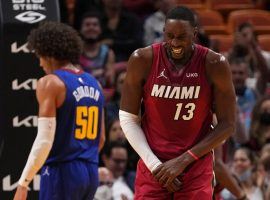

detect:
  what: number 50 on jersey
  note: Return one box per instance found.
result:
[75,106,99,140]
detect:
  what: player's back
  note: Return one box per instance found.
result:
[45,69,104,165]
[142,43,213,160]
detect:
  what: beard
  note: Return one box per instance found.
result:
[80,34,100,45]
[84,37,99,45]
[232,44,249,57]
[235,86,246,96]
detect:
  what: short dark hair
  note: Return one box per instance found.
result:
[27,21,83,64]
[229,57,248,66]
[237,22,257,40]
[238,22,253,32]
[80,12,102,29]
[165,6,197,27]
[236,147,257,165]
[103,141,127,158]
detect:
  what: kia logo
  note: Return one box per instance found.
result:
[12,79,37,90]
[13,116,38,127]
[15,11,46,24]
[11,42,32,53]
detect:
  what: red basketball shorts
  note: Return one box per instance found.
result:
[134,153,214,200]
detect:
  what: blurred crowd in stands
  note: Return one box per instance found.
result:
[56,0,270,199]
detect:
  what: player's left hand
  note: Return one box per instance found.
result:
[13,185,28,200]
[165,177,182,193]
[152,154,192,187]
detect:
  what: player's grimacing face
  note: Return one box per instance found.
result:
[164,19,196,60]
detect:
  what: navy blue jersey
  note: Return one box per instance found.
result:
[45,69,104,165]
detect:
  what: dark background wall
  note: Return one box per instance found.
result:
[0,1,59,199]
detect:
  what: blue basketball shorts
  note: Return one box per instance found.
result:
[39,160,99,200]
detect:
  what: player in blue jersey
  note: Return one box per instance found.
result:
[13,22,105,200]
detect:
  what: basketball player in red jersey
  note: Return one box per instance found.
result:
[119,6,236,199]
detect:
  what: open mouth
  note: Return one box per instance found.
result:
[171,47,184,58]
[172,47,183,54]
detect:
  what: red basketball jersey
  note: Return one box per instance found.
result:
[142,43,213,160]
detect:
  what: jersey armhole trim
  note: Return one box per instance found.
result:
[142,44,158,93]
[52,72,68,109]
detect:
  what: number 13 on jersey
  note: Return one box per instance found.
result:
[174,103,196,120]
[75,106,99,140]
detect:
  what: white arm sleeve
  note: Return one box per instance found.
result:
[119,110,162,172]
[18,117,56,187]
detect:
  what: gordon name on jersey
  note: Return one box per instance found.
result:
[73,86,101,102]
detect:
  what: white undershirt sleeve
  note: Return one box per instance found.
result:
[119,110,162,172]
[18,117,56,187]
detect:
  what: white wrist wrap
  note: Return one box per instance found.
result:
[18,117,56,187]
[119,110,162,172]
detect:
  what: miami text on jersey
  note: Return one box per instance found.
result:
[151,84,200,99]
